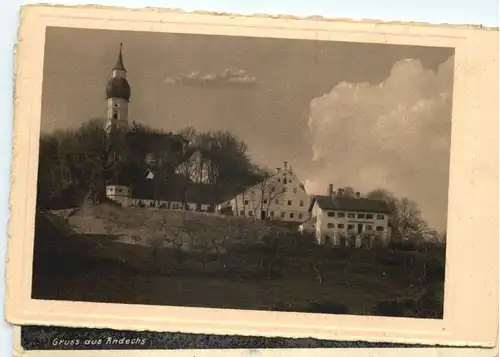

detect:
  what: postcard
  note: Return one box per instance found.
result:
[5,4,499,347]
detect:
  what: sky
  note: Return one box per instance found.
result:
[41,26,454,231]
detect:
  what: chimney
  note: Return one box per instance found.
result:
[355,192,361,198]
[328,184,334,198]
[283,161,288,171]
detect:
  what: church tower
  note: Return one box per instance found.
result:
[105,43,131,134]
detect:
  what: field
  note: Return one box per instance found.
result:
[31,203,445,318]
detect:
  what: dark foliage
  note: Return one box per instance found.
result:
[37,120,267,210]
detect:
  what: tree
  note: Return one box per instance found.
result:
[336,186,356,198]
[397,198,429,241]
[365,189,430,242]
[36,119,266,212]
[248,172,286,220]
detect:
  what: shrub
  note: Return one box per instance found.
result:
[272,300,350,315]
[423,258,445,283]
[304,301,350,314]
[372,298,419,317]
[388,240,418,251]
[419,283,444,318]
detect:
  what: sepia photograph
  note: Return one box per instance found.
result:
[5,5,498,346]
[31,24,452,319]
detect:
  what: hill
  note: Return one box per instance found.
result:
[33,203,445,318]
[49,203,284,251]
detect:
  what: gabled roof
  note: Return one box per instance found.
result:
[309,195,391,214]
[132,179,215,204]
[231,167,308,198]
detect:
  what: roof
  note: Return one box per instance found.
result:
[106,43,131,100]
[310,195,391,214]
[113,43,127,72]
[132,179,215,204]
[106,77,131,101]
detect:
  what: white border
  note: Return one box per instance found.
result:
[5,5,499,347]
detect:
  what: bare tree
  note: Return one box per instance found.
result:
[247,173,286,220]
[397,197,429,241]
[365,189,430,242]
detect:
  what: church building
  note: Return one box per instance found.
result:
[103,44,215,211]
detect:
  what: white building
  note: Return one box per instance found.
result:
[106,179,213,212]
[217,161,311,223]
[300,185,392,248]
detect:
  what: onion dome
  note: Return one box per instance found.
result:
[106,77,131,101]
[105,43,131,101]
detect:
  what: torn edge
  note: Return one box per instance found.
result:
[21,3,499,31]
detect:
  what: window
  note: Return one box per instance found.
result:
[263,199,268,204]
[347,213,355,218]
[327,223,334,228]
[248,211,253,216]
[277,179,281,183]
[293,188,297,193]
[281,212,285,218]
[365,225,373,231]
[271,187,275,193]
[376,226,384,231]
[244,200,249,205]
[300,200,304,206]
[270,211,274,217]
[338,224,345,229]
[240,210,244,216]
[377,214,385,220]
[290,213,294,219]
[327,212,335,217]
[149,202,155,207]
[366,214,374,219]
[337,212,346,218]
[348,224,354,230]
[298,213,303,219]
[113,112,118,119]
[357,213,366,219]
[287,200,292,206]
[116,188,122,193]
[283,187,287,192]
[275,199,279,204]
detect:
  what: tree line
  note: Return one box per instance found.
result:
[333,186,445,244]
[36,119,266,210]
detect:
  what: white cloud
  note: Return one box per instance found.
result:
[164,68,258,87]
[305,56,454,230]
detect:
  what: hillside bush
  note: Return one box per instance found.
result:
[272,300,349,315]
[372,298,419,317]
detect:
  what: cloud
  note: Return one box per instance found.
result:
[305,56,454,230]
[165,68,258,87]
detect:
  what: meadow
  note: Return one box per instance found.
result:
[31,203,445,318]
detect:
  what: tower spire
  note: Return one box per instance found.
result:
[113,42,126,72]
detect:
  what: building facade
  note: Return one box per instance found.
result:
[217,161,311,223]
[301,185,392,248]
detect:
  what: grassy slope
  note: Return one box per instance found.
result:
[33,203,445,318]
